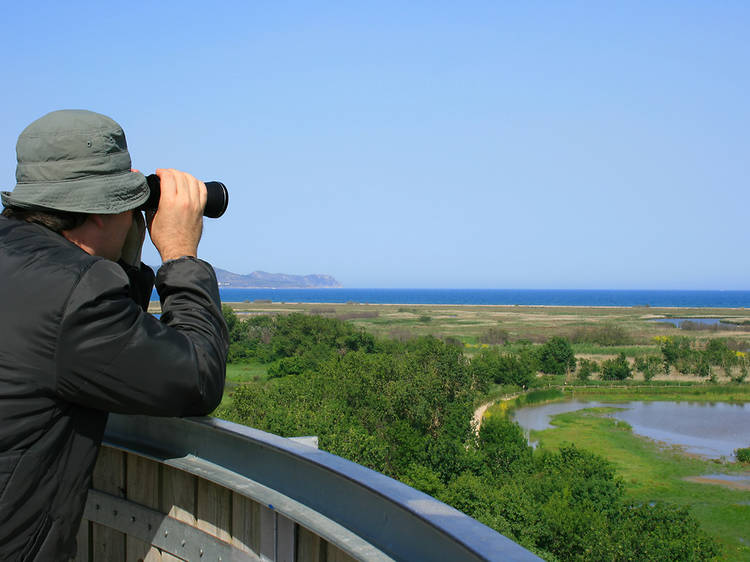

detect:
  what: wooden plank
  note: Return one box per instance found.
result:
[276,515,296,562]
[232,493,261,555]
[160,465,196,562]
[126,454,162,562]
[296,526,325,562]
[258,504,275,561]
[74,518,90,562]
[160,465,196,526]
[196,479,232,543]
[92,446,126,562]
[327,543,357,562]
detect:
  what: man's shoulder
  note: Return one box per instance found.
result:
[0,216,120,287]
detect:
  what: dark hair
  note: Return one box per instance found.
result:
[1,206,87,233]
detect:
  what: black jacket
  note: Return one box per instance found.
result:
[0,216,228,561]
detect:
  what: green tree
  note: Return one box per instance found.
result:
[479,416,533,475]
[577,358,598,381]
[633,355,661,381]
[471,348,536,388]
[601,353,632,381]
[537,337,576,375]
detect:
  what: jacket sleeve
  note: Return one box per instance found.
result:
[118,260,156,311]
[55,257,228,416]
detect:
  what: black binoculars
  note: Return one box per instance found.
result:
[140,174,229,218]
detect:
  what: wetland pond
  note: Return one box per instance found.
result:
[512,400,750,460]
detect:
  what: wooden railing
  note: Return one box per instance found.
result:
[72,415,540,561]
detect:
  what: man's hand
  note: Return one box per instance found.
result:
[147,169,206,262]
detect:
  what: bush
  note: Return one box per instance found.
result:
[633,355,662,381]
[538,337,576,375]
[735,447,750,463]
[479,326,510,345]
[601,353,632,381]
[569,324,632,346]
[471,348,536,388]
[577,358,599,381]
[442,336,464,349]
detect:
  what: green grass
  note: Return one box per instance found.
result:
[563,383,750,403]
[571,343,657,357]
[216,361,270,411]
[226,361,269,383]
[531,407,750,560]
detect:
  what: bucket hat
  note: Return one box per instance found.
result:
[1,110,149,214]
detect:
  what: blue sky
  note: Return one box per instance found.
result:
[1,1,748,289]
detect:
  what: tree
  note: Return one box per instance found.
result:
[577,358,599,381]
[633,355,661,381]
[537,337,576,375]
[601,353,632,381]
[479,416,533,474]
[471,348,536,388]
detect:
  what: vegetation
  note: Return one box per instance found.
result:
[528,406,750,560]
[216,309,732,560]
[736,447,750,463]
[601,353,633,381]
[576,358,599,381]
[537,336,576,375]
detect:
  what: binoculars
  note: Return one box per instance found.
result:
[140,174,229,218]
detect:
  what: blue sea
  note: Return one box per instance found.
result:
[201,288,750,308]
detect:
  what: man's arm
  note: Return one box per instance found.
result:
[118,260,155,311]
[55,257,227,416]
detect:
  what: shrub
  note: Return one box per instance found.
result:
[633,355,661,381]
[538,337,576,375]
[569,324,632,346]
[442,336,464,349]
[736,447,750,463]
[479,326,510,345]
[601,353,632,381]
[577,358,599,381]
[471,348,536,388]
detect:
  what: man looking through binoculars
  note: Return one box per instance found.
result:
[0,109,228,561]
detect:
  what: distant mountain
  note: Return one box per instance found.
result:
[214,268,342,289]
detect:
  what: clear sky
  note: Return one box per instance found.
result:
[1,1,748,289]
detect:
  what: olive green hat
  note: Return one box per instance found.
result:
[1,109,149,214]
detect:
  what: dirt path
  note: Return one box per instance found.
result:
[472,393,521,434]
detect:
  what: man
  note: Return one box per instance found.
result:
[0,110,229,560]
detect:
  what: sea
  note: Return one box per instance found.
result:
[198,288,750,308]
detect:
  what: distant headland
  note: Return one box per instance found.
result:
[214,268,342,289]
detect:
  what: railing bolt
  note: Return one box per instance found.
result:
[181,540,186,547]
[164,530,168,537]
[199,548,204,557]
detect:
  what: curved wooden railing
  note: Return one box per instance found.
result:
[73,415,540,561]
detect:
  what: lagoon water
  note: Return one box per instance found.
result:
[203,288,750,308]
[512,400,750,460]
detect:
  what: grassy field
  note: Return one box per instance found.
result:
[531,407,750,561]
[218,361,269,410]
[212,301,750,557]
[480,385,750,561]
[212,301,750,360]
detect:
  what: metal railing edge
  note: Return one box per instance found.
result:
[103,413,541,562]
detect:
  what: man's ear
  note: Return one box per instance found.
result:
[89,214,105,229]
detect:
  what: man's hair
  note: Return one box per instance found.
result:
[1,206,87,233]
